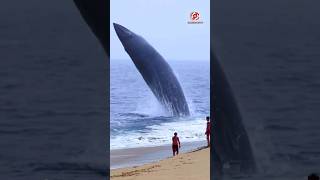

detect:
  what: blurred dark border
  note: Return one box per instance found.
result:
[0,1,110,179]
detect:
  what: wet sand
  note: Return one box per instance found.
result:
[111,141,206,169]
[111,144,209,180]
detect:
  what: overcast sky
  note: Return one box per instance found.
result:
[110,0,210,61]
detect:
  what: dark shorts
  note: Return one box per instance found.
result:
[172,145,179,153]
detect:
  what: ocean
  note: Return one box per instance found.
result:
[213,0,320,179]
[0,1,108,179]
[110,60,210,150]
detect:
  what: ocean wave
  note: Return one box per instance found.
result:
[110,117,208,150]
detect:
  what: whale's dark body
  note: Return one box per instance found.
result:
[73,1,255,175]
[212,53,256,176]
[73,0,108,52]
[113,23,190,116]
[73,1,189,116]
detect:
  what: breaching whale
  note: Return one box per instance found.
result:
[113,23,190,116]
[211,53,256,175]
[72,1,189,116]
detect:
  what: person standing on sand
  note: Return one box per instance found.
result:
[205,116,211,147]
[172,132,181,156]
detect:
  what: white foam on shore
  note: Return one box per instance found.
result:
[110,118,208,150]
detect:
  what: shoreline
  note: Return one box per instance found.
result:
[111,140,207,169]
[110,144,209,180]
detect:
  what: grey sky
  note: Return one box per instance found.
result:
[110,0,210,61]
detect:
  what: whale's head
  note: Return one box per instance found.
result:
[113,23,154,64]
[113,23,141,54]
[113,23,135,42]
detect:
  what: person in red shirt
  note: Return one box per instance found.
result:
[172,132,181,156]
[205,116,211,147]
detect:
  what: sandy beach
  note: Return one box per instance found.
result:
[111,146,210,180]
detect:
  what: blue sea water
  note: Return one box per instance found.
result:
[0,2,108,179]
[213,0,320,179]
[110,60,210,150]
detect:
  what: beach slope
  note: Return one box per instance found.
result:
[111,147,209,180]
